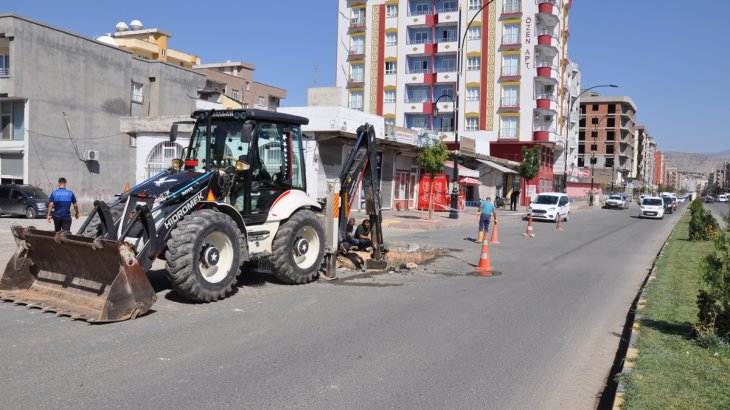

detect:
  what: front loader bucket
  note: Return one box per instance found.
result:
[0,226,156,323]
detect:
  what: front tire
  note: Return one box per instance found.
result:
[25,207,36,219]
[166,210,242,302]
[564,212,570,222]
[270,210,325,284]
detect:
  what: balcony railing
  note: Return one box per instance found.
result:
[405,96,432,103]
[535,93,557,101]
[0,67,8,77]
[406,37,433,45]
[500,98,519,107]
[501,35,520,45]
[434,66,457,73]
[534,124,557,133]
[408,8,433,16]
[500,68,520,77]
[406,67,433,74]
[436,5,457,13]
[436,36,457,43]
[436,124,454,132]
[349,47,365,55]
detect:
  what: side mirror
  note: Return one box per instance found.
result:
[242,121,254,142]
[170,123,178,142]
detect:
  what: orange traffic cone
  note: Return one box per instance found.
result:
[523,213,536,238]
[474,239,494,276]
[555,214,564,231]
[489,220,500,244]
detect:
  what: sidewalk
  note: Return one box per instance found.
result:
[347,199,593,231]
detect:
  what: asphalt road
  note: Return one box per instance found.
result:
[0,204,682,410]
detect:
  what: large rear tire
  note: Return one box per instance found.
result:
[166,210,242,302]
[84,205,123,237]
[270,210,325,284]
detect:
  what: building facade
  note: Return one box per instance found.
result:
[105,20,200,68]
[194,62,286,111]
[0,15,204,201]
[578,94,637,189]
[336,0,575,201]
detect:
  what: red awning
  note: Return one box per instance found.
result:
[459,176,482,186]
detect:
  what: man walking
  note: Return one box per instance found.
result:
[477,196,497,243]
[47,177,79,232]
[510,189,521,211]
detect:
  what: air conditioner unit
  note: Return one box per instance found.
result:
[84,150,100,161]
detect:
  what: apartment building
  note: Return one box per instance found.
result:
[578,94,637,188]
[635,125,658,191]
[654,150,667,189]
[106,20,200,68]
[336,0,575,200]
[194,61,286,111]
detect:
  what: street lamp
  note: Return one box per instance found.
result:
[446,0,496,219]
[563,84,617,193]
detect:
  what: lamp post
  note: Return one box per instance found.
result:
[446,0,496,219]
[433,94,458,215]
[563,84,617,193]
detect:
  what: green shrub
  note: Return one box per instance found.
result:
[697,233,730,342]
[689,200,720,241]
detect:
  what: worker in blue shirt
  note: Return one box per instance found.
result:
[47,177,79,232]
[477,196,497,243]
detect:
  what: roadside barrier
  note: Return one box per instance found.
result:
[489,220,500,244]
[474,239,494,276]
[523,213,536,238]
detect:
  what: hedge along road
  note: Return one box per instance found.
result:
[0,205,682,410]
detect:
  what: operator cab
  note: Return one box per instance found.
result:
[176,109,309,225]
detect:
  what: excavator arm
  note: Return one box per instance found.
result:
[337,123,387,267]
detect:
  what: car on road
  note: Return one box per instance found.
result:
[605,194,629,209]
[719,194,728,203]
[703,195,715,203]
[0,184,50,218]
[526,192,570,222]
[639,196,665,219]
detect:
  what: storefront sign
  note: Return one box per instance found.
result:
[395,130,416,145]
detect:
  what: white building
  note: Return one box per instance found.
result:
[336,0,576,196]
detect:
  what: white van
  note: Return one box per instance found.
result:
[527,192,570,222]
[719,194,728,203]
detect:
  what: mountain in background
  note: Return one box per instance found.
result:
[665,150,730,174]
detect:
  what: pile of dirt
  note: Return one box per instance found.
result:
[336,242,446,271]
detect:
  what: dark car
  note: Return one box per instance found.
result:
[662,196,674,214]
[0,184,50,218]
[703,195,715,203]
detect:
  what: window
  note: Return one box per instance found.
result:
[0,102,11,140]
[500,116,518,138]
[245,82,250,91]
[131,82,143,103]
[438,27,456,43]
[577,157,585,167]
[350,91,364,110]
[0,54,8,77]
[243,103,249,109]
[504,0,521,13]
[578,131,585,140]
[351,8,365,25]
[606,118,615,128]
[438,0,457,13]
[384,90,396,103]
[501,54,518,76]
[258,96,265,106]
[606,144,614,154]
[438,87,454,98]
[351,36,365,54]
[407,86,429,103]
[385,32,397,46]
[591,117,598,125]
[466,87,480,101]
[467,26,481,40]
[607,104,616,114]
[386,4,398,17]
[412,30,431,44]
[592,104,599,111]
[469,0,482,10]
[605,157,614,168]
[465,117,478,131]
[607,131,615,141]
[385,61,397,74]
[407,114,429,128]
[232,89,240,100]
[578,145,585,154]
[409,59,430,73]
[350,63,364,82]
[385,117,395,127]
[412,2,431,15]
[436,117,453,132]
[467,56,481,71]
[146,141,184,178]
[502,23,520,44]
[437,58,455,72]
[501,85,519,106]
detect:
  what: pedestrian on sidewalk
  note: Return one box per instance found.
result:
[510,189,520,211]
[46,177,79,233]
[477,196,496,243]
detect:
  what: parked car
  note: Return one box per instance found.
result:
[0,184,50,218]
[605,194,629,209]
[662,196,674,214]
[639,196,665,219]
[719,194,728,203]
[703,195,715,203]
[526,192,570,222]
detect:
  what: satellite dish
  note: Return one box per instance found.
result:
[115,22,129,32]
[129,19,143,30]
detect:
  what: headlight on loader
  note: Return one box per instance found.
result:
[171,159,182,170]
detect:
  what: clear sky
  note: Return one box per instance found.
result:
[2,0,726,153]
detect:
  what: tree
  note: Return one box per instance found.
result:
[417,140,450,220]
[519,145,541,206]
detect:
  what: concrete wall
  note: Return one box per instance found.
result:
[0,15,204,204]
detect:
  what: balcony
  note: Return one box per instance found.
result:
[347,77,365,88]
[533,124,557,142]
[406,41,436,55]
[405,69,436,85]
[347,48,366,61]
[407,9,436,26]
[499,98,520,112]
[435,69,457,83]
[436,6,458,23]
[536,62,559,82]
[349,17,366,32]
[435,37,458,53]
[537,0,561,16]
[537,32,560,52]
[535,93,559,112]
